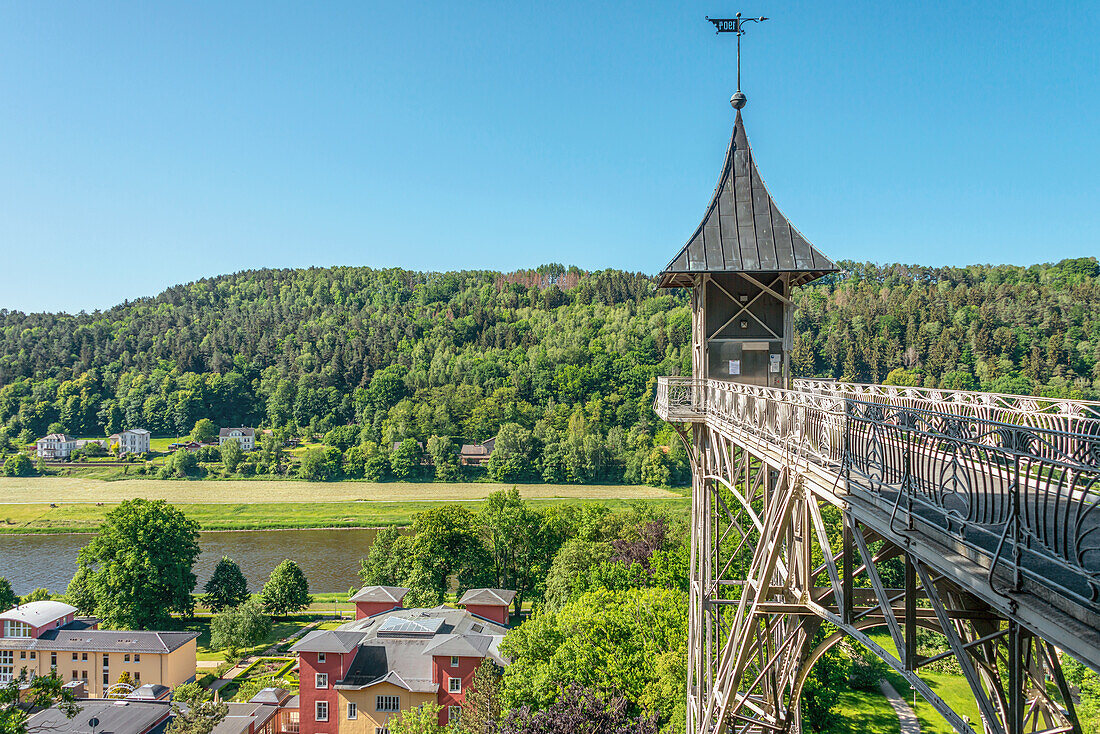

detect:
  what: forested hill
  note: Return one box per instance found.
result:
[0,259,1097,477]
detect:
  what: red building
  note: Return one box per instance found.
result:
[348,586,408,620]
[291,588,513,733]
[457,588,515,625]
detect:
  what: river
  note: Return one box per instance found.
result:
[0,528,379,596]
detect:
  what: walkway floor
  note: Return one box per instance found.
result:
[880,679,920,734]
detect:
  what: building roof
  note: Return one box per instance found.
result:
[125,428,151,435]
[211,701,281,734]
[658,110,839,289]
[290,630,363,654]
[28,700,172,734]
[458,588,516,606]
[0,600,77,627]
[38,434,76,443]
[313,606,510,694]
[219,427,255,437]
[126,684,171,701]
[349,586,409,604]
[377,615,445,637]
[247,687,294,705]
[0,628,198,654]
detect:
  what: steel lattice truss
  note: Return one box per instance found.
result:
[657,378,1100,734]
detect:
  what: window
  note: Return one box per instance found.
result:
[448,707,461,724]
[50,653,56,668]
[0,651,13,683]
[133,654,140,662]
[29,652,35,660]
[450,656,459,667]
[376,695,400,712]
[81,671,87,681]
[103,655,109,667]
[72,670,78,681]
[315,673,328,689]
[103,672,109,686]
[315,701,328,722]
[124,654,130,662]
[81,653,88,661]
[19,652,26,659]
[449,677,461,694]
[346,703,357,720]
[2,621,32,639]
[375,729,390,734]
[134,672,140,683]
[317,652,326,663]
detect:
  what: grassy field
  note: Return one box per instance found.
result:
[868,632,986,734]
[828,687,900,734]
[0,477,679,503]
[0,477,687,533]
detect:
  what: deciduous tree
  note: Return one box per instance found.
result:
[259,560,312,615]
[211,600,271,659]
[203,556,250,612]
[191,418,218,444]
[77,499,200,628]
[0,577,17,611]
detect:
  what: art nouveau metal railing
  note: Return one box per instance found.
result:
[795,377,1100,445]
[655,376,1100,612]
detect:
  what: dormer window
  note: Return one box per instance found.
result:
[3,621,32,638]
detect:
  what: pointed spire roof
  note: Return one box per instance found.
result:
[658,110,838,288]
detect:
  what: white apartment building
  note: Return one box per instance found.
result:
[36,434,77,460]
[218,427,256,452]
[108,428,151,456]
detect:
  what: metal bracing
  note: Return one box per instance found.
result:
[661,378,1097,734]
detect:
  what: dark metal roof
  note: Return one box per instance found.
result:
[658,110,839,288]
[0,630,198,654]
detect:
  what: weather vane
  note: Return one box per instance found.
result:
[705,12,768,109]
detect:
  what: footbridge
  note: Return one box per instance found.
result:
[655,376,1100,734]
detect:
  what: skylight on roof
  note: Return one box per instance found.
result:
[377,616,445,636]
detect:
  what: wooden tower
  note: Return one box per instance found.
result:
[657,107,838,385]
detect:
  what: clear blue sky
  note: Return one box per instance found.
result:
[1,1,1098,313]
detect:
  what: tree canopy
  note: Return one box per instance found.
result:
[259,559,312,615]
[202,556,250,612]
[77,498,200,628]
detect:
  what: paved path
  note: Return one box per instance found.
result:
[880,679,920,734]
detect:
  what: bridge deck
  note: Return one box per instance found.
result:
[655,376,1100,668]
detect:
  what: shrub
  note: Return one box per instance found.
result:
[2,454,35,477]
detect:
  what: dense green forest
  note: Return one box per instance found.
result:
[0,258,1097,482]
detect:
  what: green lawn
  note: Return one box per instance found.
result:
[828,687,900,734]
[0,477,687,534]
[185,615,326,662]
[867,632,986,734]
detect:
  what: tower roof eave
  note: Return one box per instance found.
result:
[657,111,839,289]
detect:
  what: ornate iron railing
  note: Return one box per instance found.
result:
[795,377,1100,432]
[654,376,1100,610]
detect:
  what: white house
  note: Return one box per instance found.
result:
[218,427,256,452]
[35,434,77,460]
[108,428,151,456]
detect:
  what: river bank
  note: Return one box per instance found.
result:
[0,477,688,533]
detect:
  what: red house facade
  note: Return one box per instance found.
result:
[291,589,513,734]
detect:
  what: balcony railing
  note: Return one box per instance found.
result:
[654,375,1100,612]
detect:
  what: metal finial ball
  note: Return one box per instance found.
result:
[730,91,747,110]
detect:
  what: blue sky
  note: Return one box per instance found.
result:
[1,1,1098,313]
